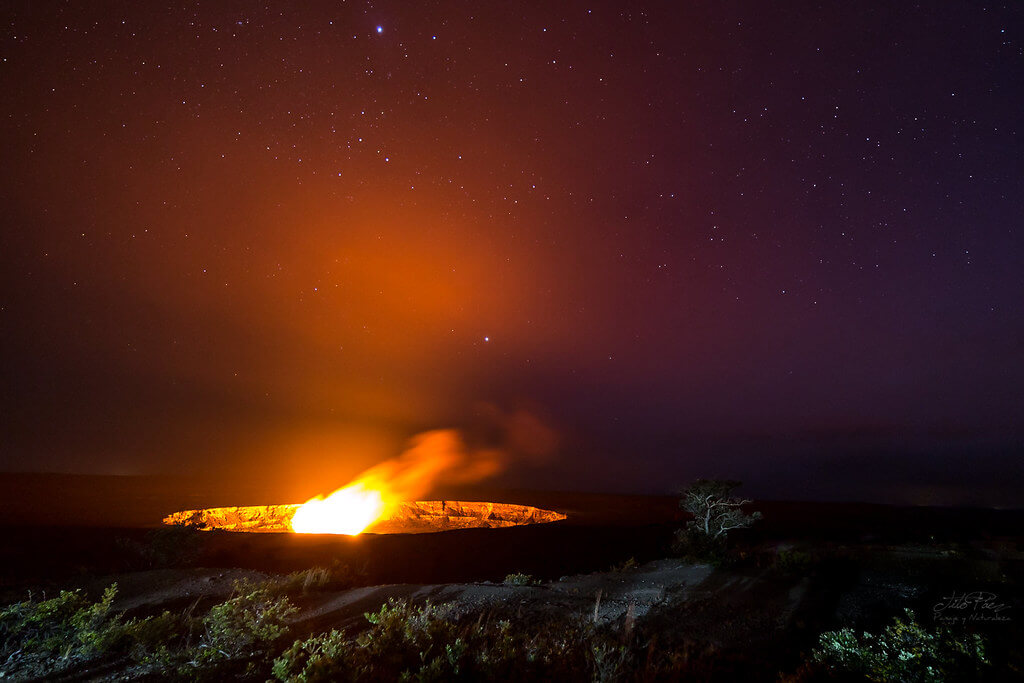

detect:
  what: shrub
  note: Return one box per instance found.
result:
[273,599,474,682]
[502,572,539,586]
[134,582,296,679]
[811,609,989,682]
[0,584,183,679]
[192,585,297,667]
[272,628,351,682]
[272,598,632,682]
[0,577,301,680]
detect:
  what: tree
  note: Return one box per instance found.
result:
[678,479,761,544]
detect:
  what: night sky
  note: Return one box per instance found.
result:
[2,2,1022,505]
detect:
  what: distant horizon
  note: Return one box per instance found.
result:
[1,455,1020,510]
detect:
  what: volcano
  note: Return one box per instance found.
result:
[163,500,567,534]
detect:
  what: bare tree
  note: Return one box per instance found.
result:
[680,479,761,540]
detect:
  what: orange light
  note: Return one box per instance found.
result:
[290,482,386,535]
[289,429,503,535]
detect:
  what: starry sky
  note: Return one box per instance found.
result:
[2,1,1022,505]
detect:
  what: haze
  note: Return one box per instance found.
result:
[2,1,1022,506]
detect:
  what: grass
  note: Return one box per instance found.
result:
[234,563,362,599]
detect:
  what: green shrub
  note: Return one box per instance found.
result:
[273,599,471,682]
[0,577,301,680]
[134,582,297,679]
[502,572,539,586]
[192,585,297,666]
[811,609,989,682]
[272,628,350,682]
[272,598,631,682]
[0,583,184,679]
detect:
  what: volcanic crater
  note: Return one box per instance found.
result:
[163,500,567,534]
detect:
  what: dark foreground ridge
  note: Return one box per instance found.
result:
[0,474,1021,679]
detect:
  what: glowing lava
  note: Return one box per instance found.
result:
[163,500,567,534]
[290,483,387,535]
[289,429,494,535]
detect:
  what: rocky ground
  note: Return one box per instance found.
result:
[71,559,719,639]
[1,476,1022,679]
[59,541,1018,679]
[293,559,716,635]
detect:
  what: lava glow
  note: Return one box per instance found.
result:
[163,424,561,534]
[288,429,501,535]
[290,482,387,535]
